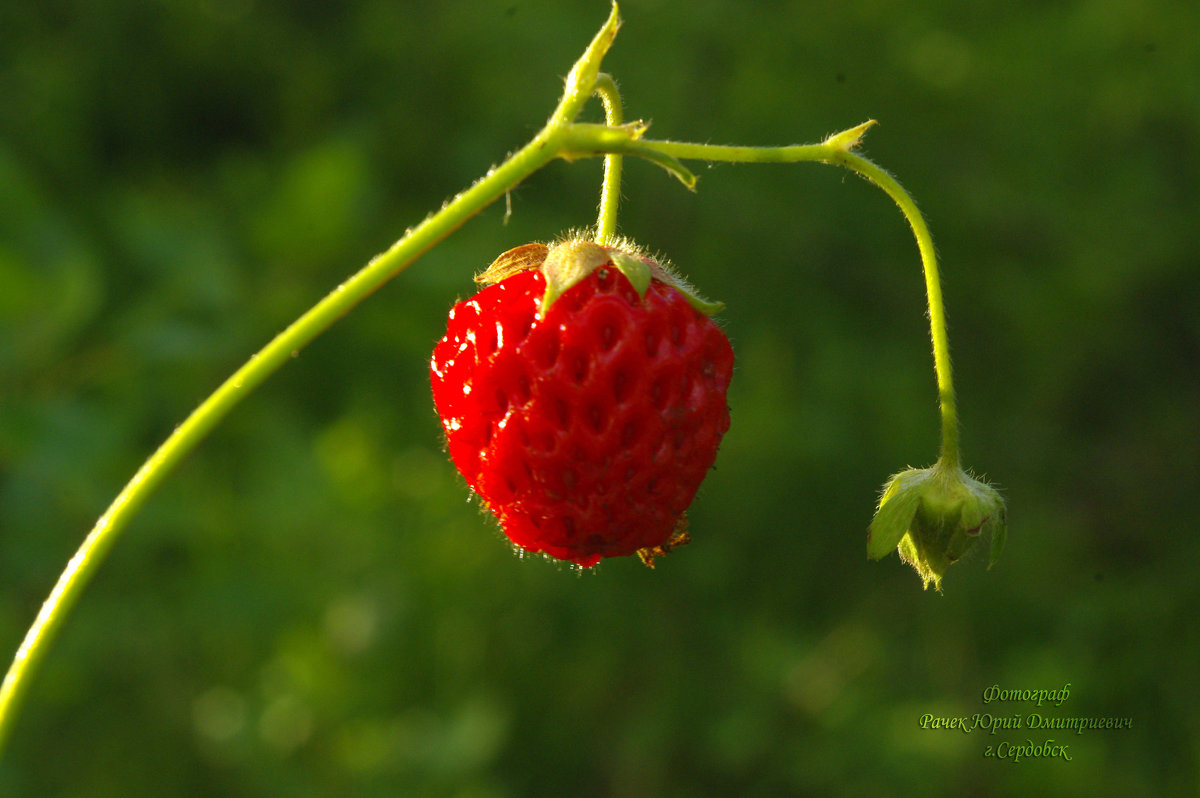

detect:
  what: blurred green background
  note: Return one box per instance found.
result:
[2,0,1197,795]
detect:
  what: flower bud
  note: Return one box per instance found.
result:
[868,459,1006,591]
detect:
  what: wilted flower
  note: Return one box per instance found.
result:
[868,458,1006,591]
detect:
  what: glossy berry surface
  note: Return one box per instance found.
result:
[430,263,733,566]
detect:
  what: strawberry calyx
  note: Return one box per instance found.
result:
[868,458,1007,591]
[475,237,723,317]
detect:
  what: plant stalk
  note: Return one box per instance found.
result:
[592,73,624,243]
[598,130,961,468]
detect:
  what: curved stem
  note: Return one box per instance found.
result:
[834,151,959,469]
[592,73,624,243]
[0,3,626,757]
[0,132,560,755]
[607,129,960,469]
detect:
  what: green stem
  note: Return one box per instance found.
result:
[834,151,960,470]
[0,3,624,757]
[547,3,621,129]
[0,132,560,756]
[592,73,624,244]
[587,126,960,468]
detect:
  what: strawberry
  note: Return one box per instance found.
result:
[430,238,733,567]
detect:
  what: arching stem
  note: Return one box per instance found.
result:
[568,122,961,470]
[834,150,959,470]
[0,2,624,757]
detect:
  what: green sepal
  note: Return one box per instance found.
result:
[897,531,941,591]
[677,288,724,315]
[540,240,613,313]
[867,468,929,560]
[609,249,652,297]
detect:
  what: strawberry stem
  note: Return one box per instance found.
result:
[834,150,960,470]
[592,72,624,245]
[561,124,963,470]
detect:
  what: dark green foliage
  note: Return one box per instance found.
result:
[2,0,1197,794]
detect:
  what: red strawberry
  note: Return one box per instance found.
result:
[430,238,733,567]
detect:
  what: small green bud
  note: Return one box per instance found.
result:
[868,458,1006,591]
